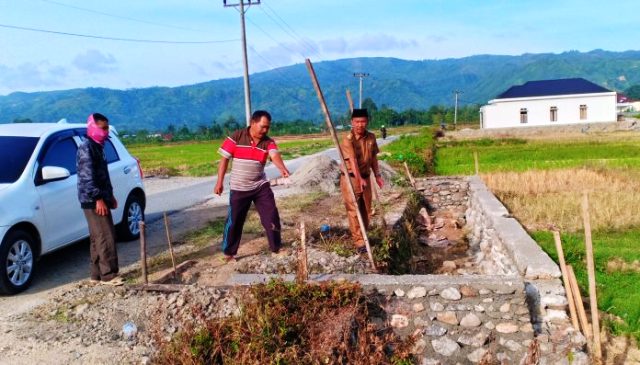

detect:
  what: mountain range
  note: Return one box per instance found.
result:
[1,49,639,131]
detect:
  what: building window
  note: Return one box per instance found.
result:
[580,104,587,120]
[520,108,528,124]
[550,106,558,122]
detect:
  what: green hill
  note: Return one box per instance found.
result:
[1,49,639,131]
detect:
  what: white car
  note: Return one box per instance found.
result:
[0,122,145,294]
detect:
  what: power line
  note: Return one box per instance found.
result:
[0,23,239,44]
[259,4,320,58]
[37,0,207,33]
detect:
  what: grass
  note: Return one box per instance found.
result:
[532,230,640,341]
[434,136,640,175]
[152,279,415,364]
[379,126,436,176]
[129,138,333,177]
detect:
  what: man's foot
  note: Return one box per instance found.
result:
[89,278,100,285]
[271,248,289,257]
[356,246,368,256]
[101,276,125,286]
[221,255,237,263]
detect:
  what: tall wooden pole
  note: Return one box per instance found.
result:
[163,212,177,277]
[553,231,580,330]
[139,221,148,285]
[567,265,593,349]
[306,59,376,270]
[582,192,602,361]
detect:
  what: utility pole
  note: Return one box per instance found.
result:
[224,0,260,126]
[453,90,463,129]
[353,72,369,108]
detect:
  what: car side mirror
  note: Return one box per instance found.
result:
[41,166,71,182]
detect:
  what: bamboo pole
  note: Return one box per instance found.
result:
[567,265,593,345]
[346,89,354,111]
[582,192,602,361]
[403,161,415,187]
[163,212,178,277]
[306,59,376,271]
[297,221,308,283]
[139,221,148,285]
[474,151,479,176]
[553,231,580,330]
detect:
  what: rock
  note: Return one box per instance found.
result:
[460,313,482,327]
[411,339,427,354]
[75,303,89,316]
[520,323,534,333]
[479,289,491,295]
[424,324,447,337]
[394,289,405,297]
[496,322,518,333]
[474,305,485,312]
[407,286,427,299]
[440,287,461,301]
[413,303,425,312]
[414,317,429,327]
[459,285,477,297]
[430,302,444,311]
[421,359,442,365]
[467,348,488,363]
[499,303,511,313]
[390,314,409,328]
[436,311,458,325]
[431,337,460,356]
[442,261,457,272]
[457,331,489,347]
[503,339,522,352]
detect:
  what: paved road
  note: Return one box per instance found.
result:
[144,135,398,223]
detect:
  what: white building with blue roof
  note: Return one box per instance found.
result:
[480,78,617,129]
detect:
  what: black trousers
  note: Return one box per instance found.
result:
[83,209,119,281]
[221,183,282,256]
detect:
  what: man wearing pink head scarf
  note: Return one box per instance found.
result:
[76,113,123,286]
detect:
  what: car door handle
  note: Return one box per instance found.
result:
[123,166,131,174]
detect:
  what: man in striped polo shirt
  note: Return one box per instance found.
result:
[214,110,290,262]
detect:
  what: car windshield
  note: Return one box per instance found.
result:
[0,136,39,183]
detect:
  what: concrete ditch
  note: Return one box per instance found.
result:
[225,176,588,364]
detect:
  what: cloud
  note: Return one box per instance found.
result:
[0,62,68,93]
[73,49,117,73]
[320,34,419,54]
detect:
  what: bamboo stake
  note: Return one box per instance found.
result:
[552,230,580,330]
[297,221,308,283]
[346,89,354,111]
[139,221,148,285]
[582,192,602,361]
[306,59,376,271]
[567,265,593,345]
[163,212,177,277]
[473,151,479,176]
[403,161,415,187]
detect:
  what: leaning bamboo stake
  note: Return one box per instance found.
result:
[163,212,178,277]
[567,265,593,346]
[346,89,354,111]
[553,231,580,331]
[403,161,415,187]
[582,192,602,361]
[139,221,148,285]
[306,59,376,271]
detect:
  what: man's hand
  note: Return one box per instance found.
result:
[376,176,384,189]
[280,167,290,178]
[95,199,108,216]
[214,181,224,196]
[358,177,368,191]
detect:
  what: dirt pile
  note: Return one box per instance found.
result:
[289,155,341,193]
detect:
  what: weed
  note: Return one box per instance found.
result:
[152,279,416,364]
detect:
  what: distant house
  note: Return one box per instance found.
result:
[480,78,617,129]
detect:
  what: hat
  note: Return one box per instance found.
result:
[351,108,369,119]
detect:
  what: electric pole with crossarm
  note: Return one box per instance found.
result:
[353,72,369,108]
[453,90,463,129]
[224,0,260,126]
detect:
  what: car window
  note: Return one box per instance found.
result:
[41,137,78,175]
[104,139,120,163]
[0,136,39,183]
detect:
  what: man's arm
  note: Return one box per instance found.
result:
[214,157,230,195]
[372,155,384,189]
[269,153,290,177]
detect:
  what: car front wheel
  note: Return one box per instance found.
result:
[0,230,36,295]
[117,194,145,241]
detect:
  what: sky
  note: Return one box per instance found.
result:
[0,0,638,95]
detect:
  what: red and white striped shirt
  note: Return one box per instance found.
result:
[218,127,279,191]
